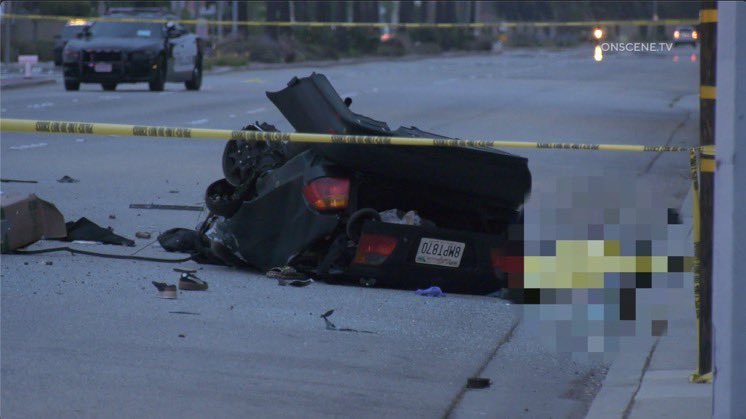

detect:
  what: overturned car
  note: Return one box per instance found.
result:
[164,73,530,295]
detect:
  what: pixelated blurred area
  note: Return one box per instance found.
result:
[518,176,693,361]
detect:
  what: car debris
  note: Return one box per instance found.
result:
[466,377,492,389]
[129,203,204,211]
[159,73,529,296]
[178,272,208,291]
[319,309,375,334]
[62,217,135,246]
[266,266,307,279]
[415,286,446,297]
[0,178,38,184]
[277,278,314,287]
[135,231,152,239]
[1,193,67,252]
[57,175,79,183]
[152,281,177,299]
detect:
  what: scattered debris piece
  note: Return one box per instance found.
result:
[318,309,375,334]
[169,190,180,194]
[416,286,446,297]
[108,214,116,219]
[174,267,198,274]
[45,261,53,266]
[152,281,177,299]
[71,240,100,245]
[129,203,204,211]
[57,175,79,183]
[135,231,152,239]
[359,277,377,287]
[1,193,66,252]
[1,178,38,184]
[62,217,135,246]
[178,272,208,291]
[169,311,200,316]
[278,278,314,287]
[466,377,492,389]
[267,266,307,280]
[379,209,422,226]
[178,334,186,338]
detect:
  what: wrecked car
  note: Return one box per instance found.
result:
[165,73,530,295]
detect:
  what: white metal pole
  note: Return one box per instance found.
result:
[712,1,746,418]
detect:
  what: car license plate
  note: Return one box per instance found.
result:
[94,63,113,73]
[415,238,465,268]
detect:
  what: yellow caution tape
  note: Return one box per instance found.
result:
[0,118,701,153]
[699,9,718,23]
[700,85,716,100]
[699,156,715,173]
[0,13,700,29]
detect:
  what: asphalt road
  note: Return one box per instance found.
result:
[1,46,698,418]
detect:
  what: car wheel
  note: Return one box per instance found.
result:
[149,56,166,92]
[185,58,202,91]
[101,82,117,91]
[64,80,80,91]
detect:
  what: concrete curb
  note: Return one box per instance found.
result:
[0,78,56,90]
[585,337,659,419]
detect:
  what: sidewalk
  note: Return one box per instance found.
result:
[586,190,712,418]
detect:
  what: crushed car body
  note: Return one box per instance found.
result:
[166,73,531,295]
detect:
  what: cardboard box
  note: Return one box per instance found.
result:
[0,193,67,252]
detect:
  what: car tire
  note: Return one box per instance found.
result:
[101,82,117,91]
[185,58,202,91]
[149,56,166,92]
[64,80,80,91]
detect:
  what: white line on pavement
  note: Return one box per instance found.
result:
[246,107,265,115]
[26,102,54,109]
[10,143,48,150]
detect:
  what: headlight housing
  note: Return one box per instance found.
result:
[62,48,80,62]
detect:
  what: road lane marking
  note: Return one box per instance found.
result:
[189,118,209,125]
[242,78,265,84]
[10,142,48,150]
[26,102,54,109]
[245,107,265,115]
[99,95,121,100]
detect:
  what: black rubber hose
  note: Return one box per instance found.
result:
[12,247,193,263]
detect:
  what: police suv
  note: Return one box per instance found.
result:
[62,11,203,92]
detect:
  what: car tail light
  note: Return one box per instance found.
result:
[674,30,680,39]
[692,31,698,40]
[353,234,398,265]
[302,177,350,211]
[490,248,523,274]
